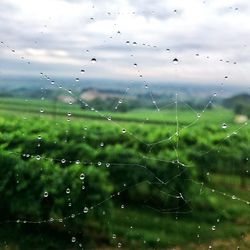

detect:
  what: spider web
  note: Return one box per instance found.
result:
[0,2,250,249]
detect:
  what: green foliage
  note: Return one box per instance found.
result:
[0,151,113,236]
[0,107,249,248]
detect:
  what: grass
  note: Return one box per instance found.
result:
[1,173,249,250]
[109,174,250,249]
[0,97,235,126]
[0,97,249,249]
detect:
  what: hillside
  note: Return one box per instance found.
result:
[223,93,250,117]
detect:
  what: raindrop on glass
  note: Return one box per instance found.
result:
[221,123,227,129]
[173,58,179,64]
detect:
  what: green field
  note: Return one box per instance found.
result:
[0,97,249,249]
[0,97,234,125]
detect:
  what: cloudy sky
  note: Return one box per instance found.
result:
[0,0,250,86]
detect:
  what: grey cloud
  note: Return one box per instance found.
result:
[1,0,250,85]
[127,0,180,20]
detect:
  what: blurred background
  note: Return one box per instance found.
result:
[0,0,250,249]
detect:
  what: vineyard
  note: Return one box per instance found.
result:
[0,99,249,249]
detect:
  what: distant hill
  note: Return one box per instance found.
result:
[223,93,250,117]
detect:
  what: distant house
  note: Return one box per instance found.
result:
[234,114,248,124]
[80,89,121,101]
[57,95,76,104]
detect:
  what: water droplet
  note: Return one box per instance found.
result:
[40,108,44,113]
[98,161,102,166]
[71,237,76,243]
[91,58,96,63]
[83,207,89,213]
[100,142,104,147]
[44,191,48,197]
[112,234,116,239]
[122,128,126,133]
[106,163,110,168]
[173,58,179,64]
[61,159,66,164]
[211,225,216,231]
[121,204,124,209]
[197,113,201,118]
[66,188,70,194]
[81,69,85,74]
[118,242,122,248]
[80,173,85,180]
[222,123,227,129]
[75,78,79,82]
[36,155,41,160]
